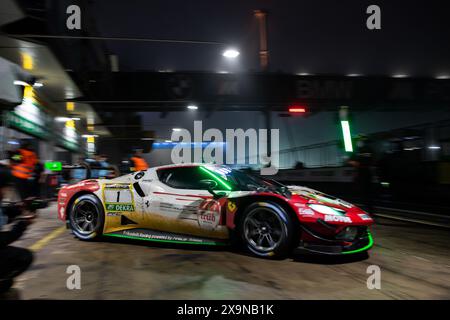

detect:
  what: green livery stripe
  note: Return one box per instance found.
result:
[105,203,135,212]
[103,232,227,246]
[342,231,374,254]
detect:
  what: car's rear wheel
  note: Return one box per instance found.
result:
[69,194,104,240]
[239,202,296,259]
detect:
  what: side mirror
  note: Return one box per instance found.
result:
[200,179,227,199]
[199,179,218,190]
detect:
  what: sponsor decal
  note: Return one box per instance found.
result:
[124,230,202,242]
[324,215,352,223]
[59,207,65,219]
[227,200,237,213]
[298,208,315,215]
[105,203,135,212]
[103,183,136,213]
[293,203,306,207]
[107,229,226,245]
[358,213,372,221]
[134,171,145,180]
[197,199,221,230]
[106,212,121,217]
[104,184,130,190]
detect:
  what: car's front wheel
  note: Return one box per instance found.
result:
[69,194,104,240]
[239,202,296,259]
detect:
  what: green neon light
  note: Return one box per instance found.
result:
[199,166,233,191]
[44,161,62,171]
[341,120,353,152]
[342,231,373,254]
[104,233,227,246]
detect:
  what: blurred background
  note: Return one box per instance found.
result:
[0,0,450,300]
[1,0,449,208]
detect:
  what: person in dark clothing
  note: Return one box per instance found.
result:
[32,161,45,198]
[348,136,375,215]
[0,163,34,294]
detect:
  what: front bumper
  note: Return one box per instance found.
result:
[297,225,374,255]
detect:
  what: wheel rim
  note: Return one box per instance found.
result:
[72,200,100,235]
[243,207,284,252]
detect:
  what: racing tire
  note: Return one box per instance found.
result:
[69,194,104,240]
[238,201,296,259]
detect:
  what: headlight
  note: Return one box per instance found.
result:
[336,226,359,241]
[308,204,345,216]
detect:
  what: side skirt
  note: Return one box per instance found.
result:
[103,228,228,246]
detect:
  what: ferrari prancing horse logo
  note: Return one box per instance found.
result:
[227,201,237,213]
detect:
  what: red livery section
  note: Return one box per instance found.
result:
[57,180,100,221]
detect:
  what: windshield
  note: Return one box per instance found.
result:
[203,166,291,197]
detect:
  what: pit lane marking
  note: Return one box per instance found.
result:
[413,255,430,262]
[374,213,450,229]
[28,226,66,252]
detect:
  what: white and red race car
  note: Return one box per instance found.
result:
[57,164,374,258]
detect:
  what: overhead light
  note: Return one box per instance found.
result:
[55,117,80,122]
[13,80,30,86]
[33,82,43,87]
[404,147,421,151]
[21,52,33,70]
[222,49,240,59]
[66,102,75,112]
[297,73,311,76]
[341,120,353,152]
[428,145,441,150]
[347,73,362,77]
[436,75,450,80]
[172,128,182,132]
[187,105,198,110]
[392,74,408,78]
[55,117,71,122]
[288,106,307,113]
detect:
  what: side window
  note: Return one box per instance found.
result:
[157,167,222,190]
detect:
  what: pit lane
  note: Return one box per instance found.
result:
[8,203,450,299]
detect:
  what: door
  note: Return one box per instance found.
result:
[144,166,229,238]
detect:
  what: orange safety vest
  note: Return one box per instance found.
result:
[11,149,37,180]
[130,156,149,171]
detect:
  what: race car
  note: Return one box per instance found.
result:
[57,164,374,258]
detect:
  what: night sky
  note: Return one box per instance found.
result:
[90,0,450,77]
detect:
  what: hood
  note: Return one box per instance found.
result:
[287,185,354,210]
[287,185,373,225]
